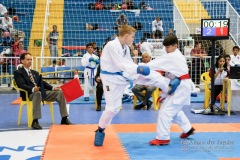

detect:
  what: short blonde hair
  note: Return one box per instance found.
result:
[118,25,136,37]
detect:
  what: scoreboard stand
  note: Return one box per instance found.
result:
[201,18,230,115]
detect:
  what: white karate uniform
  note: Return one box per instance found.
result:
[81,52,99,97]
[230,54,240,66]
[146,48,192,140]
[99,37,170,129]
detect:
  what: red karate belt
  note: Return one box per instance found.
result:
[156,74,190,104]
[179,74,190,80]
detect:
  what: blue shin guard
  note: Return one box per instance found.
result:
[94,130,105,146]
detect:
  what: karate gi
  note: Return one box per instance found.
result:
[98,37,170,129]
[147,48,192,140]
[81,52,99,98]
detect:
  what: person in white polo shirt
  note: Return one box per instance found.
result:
[230,46,240,66]
[152,17,163,39]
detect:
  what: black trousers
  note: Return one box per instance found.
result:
[96,82,103,106]
[212,85,223,105]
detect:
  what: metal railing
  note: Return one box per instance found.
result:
[0,55,220,87]
[173,1,191,39]
[226,1,240,46]
[40,0,51,58]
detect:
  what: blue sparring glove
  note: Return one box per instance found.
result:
[137,65,150,76]
[89,57,94,62]
[168,78,180,95]
[95,59,100,64]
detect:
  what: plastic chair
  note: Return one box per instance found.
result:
[12,79,54,127]
[200,72,223,109]
[133,88,161,110]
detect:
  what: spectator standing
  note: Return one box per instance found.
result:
[190,41,207,84]
[95,65,103,111]
[116,14,128,29]
[152,17,163,39]
[47,25,59,61]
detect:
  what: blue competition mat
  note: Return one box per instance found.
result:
[118,132,240,160]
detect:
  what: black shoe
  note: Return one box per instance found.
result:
[84,97,89,101]
[96,105,101,111]
[31,119,42,130]
[147,100,153,110]
[61,118,73,125]
[134,103,145,110]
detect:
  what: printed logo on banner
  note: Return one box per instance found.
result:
[0,145,43,160]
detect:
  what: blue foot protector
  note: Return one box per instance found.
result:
[94,130,105,146]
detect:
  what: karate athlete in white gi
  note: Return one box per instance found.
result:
[81,43,99,101]
[94,25,181,146]
[146,35,195,145]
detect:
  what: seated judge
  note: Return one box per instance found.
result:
[132,52,156,110]
[95,65,104,111]
[14,53,72,129]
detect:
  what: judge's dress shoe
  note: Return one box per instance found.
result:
[84,97,89,101]
[94,130,105,146]
[147,100,153,110]
[180,127,195,139]
[149,139,170,145]
[31,120,42,130]
[96,105,101,111]
[61,118,73,125]
[134,103,145,110]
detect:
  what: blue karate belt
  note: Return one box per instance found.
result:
[100,70,133,89]
[86,66,96,86]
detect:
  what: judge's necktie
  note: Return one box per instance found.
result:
[29,71,37,86]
